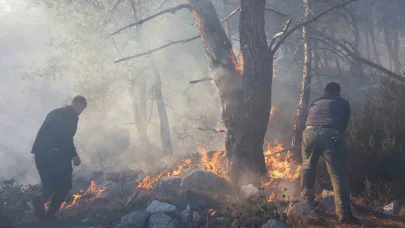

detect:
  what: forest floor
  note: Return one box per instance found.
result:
[13,195,405,228]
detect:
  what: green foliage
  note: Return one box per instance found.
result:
[0,179,41,226]
[346,77,405,206]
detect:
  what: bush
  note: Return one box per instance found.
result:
[0,179,40,226]
[346,77,405,206]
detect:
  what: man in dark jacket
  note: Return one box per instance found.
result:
[301,83,357,223]
[31,95,87,220]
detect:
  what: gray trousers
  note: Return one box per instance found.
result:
[301,126,351,215]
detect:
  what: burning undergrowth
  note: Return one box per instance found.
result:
[53,140,300,216]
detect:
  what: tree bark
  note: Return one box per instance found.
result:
[291,0,312,163]
[190,0,271,186]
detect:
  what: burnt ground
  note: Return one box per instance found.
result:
[12,192,405,228]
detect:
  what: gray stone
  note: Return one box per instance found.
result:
[146,200,177,213]
[154,177,182,191]
[240,184,260,198]
[261,219,288,228]
[115,210,151,228]
[181,170,229,192]
[168,189,218,211]
[383,200,401,216]
[287,202,315,217]
[148,213,178,228]
[81,218,90,223]
[179,205,202,223]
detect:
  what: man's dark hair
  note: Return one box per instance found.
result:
[325,82,341,95]
[72,95,87,107]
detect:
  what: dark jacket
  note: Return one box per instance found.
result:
[32,106,79,160]
[305,95,350,132]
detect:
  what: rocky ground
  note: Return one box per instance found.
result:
[8,168,405,228]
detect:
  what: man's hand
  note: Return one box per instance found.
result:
[72,156,81,167]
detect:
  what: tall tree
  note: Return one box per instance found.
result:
[291,0,312,163]
[111,0,357,185]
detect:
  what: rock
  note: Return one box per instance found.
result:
[146,200,177,213]
[169,189,218,211]
[287,202,315,217]
[179,205,202,224]
[181,170,229,192]
[81,218,90,223]
[240,184,260,198]
[383,200,401,216]
[115,210,151,228]
[261,219,288,228]
[148,212,178,228]
[321,190,357,215]
[154,177,182,192]
[96,181,120,199]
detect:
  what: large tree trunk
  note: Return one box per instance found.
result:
[130,0,173,154]
[190,0,270,186]
[291,0,312,163]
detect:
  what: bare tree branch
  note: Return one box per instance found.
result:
[270,0,356,53]
[269,19,292,49]
[265,7,289,17]
[198,127,226,133]
[114,35,201,63]
[313,30,405,82]
[185,77,213,94]
[189,77,214,84]
[107,4,191,38]
[221,7,240,22]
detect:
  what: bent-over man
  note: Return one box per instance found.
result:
[301,82,357,223]
[31,95,87,220]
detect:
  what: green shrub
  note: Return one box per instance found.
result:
[346,77,405,205]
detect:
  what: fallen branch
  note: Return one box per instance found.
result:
[107,4,191,38]
[114,35,201,63]
[267,147,301,156]
[313,30,405,83]
[270,0,356,53]
[198,127,226,133]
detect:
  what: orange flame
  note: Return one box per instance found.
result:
[265,193,276,202]
[208,208,217,216]
[197,143,229,180]
[270,106,277,117]
[59,181,107,210]
[168,159,192,177]
[262,141,301,187]
[137,171,165,190]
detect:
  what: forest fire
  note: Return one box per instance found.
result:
[262,141,301,187]
[135,140,299,198]
[57,181,107,210]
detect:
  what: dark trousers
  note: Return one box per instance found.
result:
[34,148,72,217]
[301,127,351,215]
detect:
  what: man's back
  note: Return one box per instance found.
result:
[32,106,78,159]
[305,95,350,132]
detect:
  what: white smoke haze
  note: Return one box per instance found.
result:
[0,0,224,184]
[1,0,403,187]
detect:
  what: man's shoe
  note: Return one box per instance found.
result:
[338,213,360,224]
[32,196,46,220]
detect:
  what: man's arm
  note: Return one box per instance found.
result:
[342,101,350,131]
